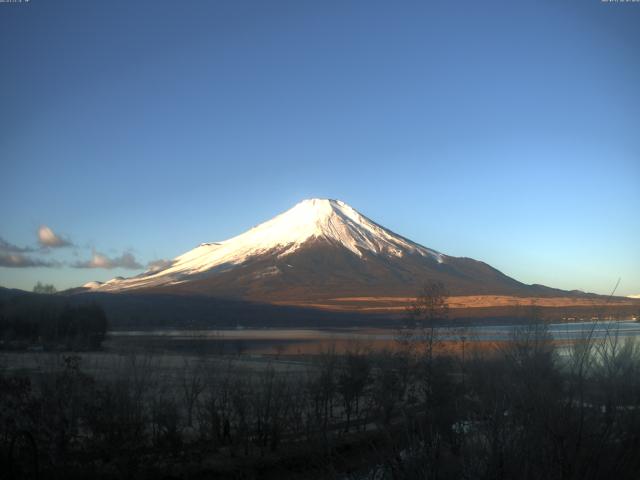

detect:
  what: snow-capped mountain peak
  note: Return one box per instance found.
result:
[222,198,438,258]
[93,198,443,292]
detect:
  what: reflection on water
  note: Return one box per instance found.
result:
[110,320,640,344]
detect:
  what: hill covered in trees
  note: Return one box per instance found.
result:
[0,289,108,350]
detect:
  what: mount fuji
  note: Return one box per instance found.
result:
[84,198,567,304]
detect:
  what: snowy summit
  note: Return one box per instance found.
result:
[93,199,443,292]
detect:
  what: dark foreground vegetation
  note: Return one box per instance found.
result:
[1,318,639,479]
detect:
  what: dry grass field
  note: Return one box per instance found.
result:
[273,294,640,317]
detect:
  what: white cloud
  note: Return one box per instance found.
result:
[38,225,72,248]
[73,250,143,270]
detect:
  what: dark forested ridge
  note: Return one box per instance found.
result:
[1,286,637,332]
[0,288,108,350]
[0,286,390,331]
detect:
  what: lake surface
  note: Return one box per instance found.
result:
[108,320,640,355]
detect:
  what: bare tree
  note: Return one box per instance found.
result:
[181,357,205,428]
[406,281,450,424]
[337,349,371,432]
[33,282,57,294]
[407,280,449,361]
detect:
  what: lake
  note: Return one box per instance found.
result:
[108,320,640,356]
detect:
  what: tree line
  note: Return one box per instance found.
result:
[0,291,108,350]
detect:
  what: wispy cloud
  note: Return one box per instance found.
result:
[38,225,72,248]
[147,258,174,273]
[0,236,57,267]
[73,251,143,270]
[0,237,35,253]
[0,252,59,268]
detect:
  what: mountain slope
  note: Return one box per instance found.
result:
[86,199,576,301]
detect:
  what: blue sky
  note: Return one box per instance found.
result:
[1,0,639,296]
